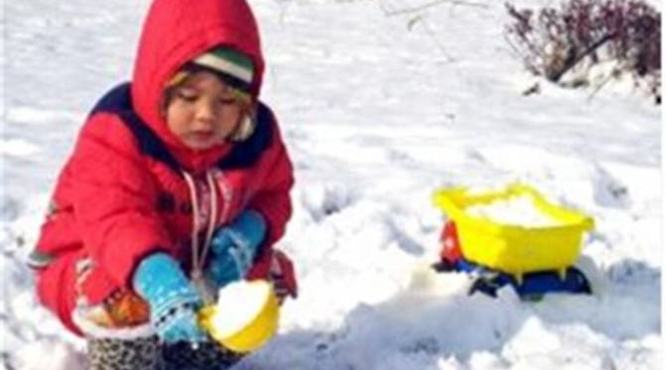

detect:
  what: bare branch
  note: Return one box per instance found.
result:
[379,0,488,17]
[550,32,616,82]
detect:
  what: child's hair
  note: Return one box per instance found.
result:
[163,67,252,107]
[160,46,258,142]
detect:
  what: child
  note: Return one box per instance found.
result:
[28,0,297,369]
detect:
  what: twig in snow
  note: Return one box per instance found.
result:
[2,352,17,370]
[586,66,620,102]
[412,16,456,62]
[379,0,488,17]
[377,0,482,62]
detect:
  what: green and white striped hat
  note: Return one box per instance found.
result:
[189,47,255,93]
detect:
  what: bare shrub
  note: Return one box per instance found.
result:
[505,0,661,103]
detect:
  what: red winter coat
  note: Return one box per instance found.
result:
[31,0,294,335]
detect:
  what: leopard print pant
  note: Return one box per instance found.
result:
[88,336,243,370]
[88,335,161,370]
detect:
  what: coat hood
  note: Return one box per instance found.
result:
[131,0,265,172]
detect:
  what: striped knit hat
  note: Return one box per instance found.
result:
[169,47,255,94]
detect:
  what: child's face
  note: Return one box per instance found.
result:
[165,71,244,150]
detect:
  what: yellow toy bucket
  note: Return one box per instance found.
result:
[198,280,280,353]
[433,183,594,282]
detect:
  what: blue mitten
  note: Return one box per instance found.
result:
[133,253,207,343]
[206,210,266,288]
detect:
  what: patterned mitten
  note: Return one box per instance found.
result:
[206,210,266,288]
[133,253,207,343]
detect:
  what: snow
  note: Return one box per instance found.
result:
[14,340,88,370]
[466,195,560,227]
[0,139,39,157]
[1,0,662,369]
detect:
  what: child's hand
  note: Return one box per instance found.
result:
[133,253,208,343]
[206,210,266,288]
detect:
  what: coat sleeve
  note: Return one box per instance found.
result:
[69,113,173,286]
[248,115,294,247]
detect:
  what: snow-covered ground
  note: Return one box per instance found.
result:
[1,0,662,369]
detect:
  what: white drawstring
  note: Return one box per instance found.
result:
[204,171,219,256]
[182,170,219,305]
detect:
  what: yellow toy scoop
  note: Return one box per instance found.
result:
[198,279,279,353]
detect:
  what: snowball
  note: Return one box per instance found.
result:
[210,280,273,339]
